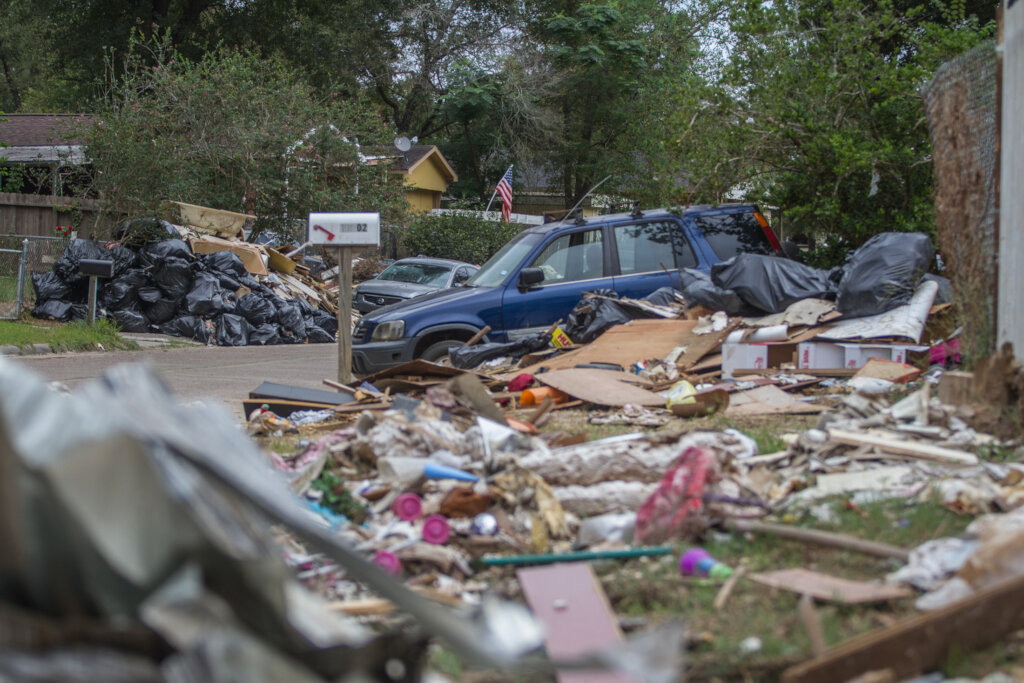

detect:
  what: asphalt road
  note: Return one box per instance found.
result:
[13,343,343,418]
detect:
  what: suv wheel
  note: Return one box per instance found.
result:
[420,339,462,363]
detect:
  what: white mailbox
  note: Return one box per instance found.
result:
[308,212,381,246]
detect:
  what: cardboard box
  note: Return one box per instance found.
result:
[722,343,797,378]
[797,342,928,370]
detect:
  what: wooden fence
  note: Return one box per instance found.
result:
[0,192,104,239]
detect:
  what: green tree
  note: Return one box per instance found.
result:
[660,0,994,262]
[83,35,407,238]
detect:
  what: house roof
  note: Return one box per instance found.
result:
[0,114,90,164]
[362,144,457,182]
[0,114,89,146]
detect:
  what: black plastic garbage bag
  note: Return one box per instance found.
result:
[140,239,193,267]
[107,245,138,277]
[563,290,635,345]
[924,273,954,305]
[216,313,251,346]
[142,296,181,325]
[276,302,307,338]
[248,323,281,345]
[159,315,212,344]
[32,299,75,321]
[152,256,194,299]
[449,333,549,370]
[837,232,934,317]
[217,274,241,292]
[203,251,249,279]
[101,279,138,310]
[678,269,752,316]
[306,325,334,343]
[67,303,88,322]
[31,271,70,302]
[54,239,108,282]
[711,254,836,314]
[644,287,685,307]
[292,296,317,316]
[137,286,162,304]
[108,307,150,333]
[185,272,233,316]
[307,309,338,336]
[237,293,276,326]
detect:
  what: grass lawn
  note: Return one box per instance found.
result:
[0,318,138,352]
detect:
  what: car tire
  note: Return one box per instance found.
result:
[420,339,463,363]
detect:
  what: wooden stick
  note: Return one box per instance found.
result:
[322,378,356,395]
[725,519,910,561]
[782,572,1024,683]
[827,428,978,466]
[799,594,827,657]
[543,318,563,337]
[525,395,554,426]
[713,566,746,611]
[462,325,492,347]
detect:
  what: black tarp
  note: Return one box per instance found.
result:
[836,232,934,317]
[711,254,836,314]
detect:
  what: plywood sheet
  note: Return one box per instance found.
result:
[724,385,826,417]
[534,368,664,407]
[853,358,922,383]
[518,563,639,683]
[517,319,702,376]
[249,381,355,406]
[751,568,911,604]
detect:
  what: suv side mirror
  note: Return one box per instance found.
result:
[517,267,544,290]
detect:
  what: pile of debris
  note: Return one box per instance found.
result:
[31,212,348,346]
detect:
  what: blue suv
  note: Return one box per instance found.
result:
[352,203,781,375]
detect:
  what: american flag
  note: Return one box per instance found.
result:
[495,165,514,223]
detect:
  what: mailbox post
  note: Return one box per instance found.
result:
[78,259,114,324]
[308,212,381,384]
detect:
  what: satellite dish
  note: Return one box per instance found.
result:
[394,136,411,152]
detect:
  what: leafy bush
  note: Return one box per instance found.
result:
[402,212,523,265]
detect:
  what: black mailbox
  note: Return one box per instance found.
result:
[78,259,115,278]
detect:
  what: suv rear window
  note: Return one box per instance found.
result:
[693,212,774,259]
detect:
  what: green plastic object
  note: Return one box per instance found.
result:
[480,546,674,567]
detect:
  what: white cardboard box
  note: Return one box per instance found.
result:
[797,342,928,370]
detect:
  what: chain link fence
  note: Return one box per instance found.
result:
[0,235,73,320]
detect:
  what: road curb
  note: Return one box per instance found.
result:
[0,344,52,356]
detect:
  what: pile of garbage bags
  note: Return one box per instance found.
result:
[681,232,941,317]
[31,238,337,346]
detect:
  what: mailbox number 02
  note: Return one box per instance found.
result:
[342,223,368,233]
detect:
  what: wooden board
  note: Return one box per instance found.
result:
[827,428,979,465]
[725,385,826,417]
[360,359,468,384]
[678,319,741,370]
[749,568,911,605]
[781,572,1024,683]
[534,368,664,407]
[518,563,639,683]
[853,358,922,383]
[243,398,346,417]
[249,381,356,406]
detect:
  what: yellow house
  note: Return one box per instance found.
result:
[365,145,458,212]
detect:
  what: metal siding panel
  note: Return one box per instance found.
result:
[1001,0,1024,350]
